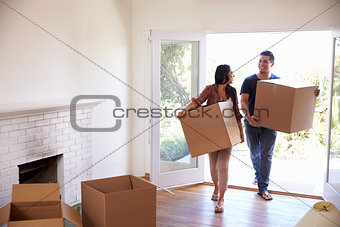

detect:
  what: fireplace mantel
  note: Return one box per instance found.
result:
[0,98,101,119]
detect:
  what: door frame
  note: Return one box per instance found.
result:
[151,30,206,188]
[323,33,340,209]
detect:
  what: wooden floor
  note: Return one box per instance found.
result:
[156,184,321,227]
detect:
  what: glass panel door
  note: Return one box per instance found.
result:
[152,31,206,187]
[324,36,340,209]
[160,40,198,173]
[329,38,340,193]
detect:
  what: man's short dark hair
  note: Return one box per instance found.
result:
[260,50,275,62]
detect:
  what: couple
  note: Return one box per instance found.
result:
[178,51,280,213]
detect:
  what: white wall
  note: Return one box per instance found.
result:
[0,0,133,179]
[131,0,340,175]
[2,0,339,179]
[0,0,81,103]
[76,0,133,179]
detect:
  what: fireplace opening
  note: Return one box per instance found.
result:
[18,155,61,184]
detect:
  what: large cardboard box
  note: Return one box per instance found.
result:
[179,100,242,157]
[81,175,156,227]
[254,79,318,133]
[0,183,83,227]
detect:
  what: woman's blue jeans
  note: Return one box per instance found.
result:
[244,119,277,193]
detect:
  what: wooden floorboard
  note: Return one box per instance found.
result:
[157,184,322,227]
[203,182,323,200]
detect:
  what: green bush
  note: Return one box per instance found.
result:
[160,136,189,162]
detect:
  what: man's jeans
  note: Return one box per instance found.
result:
[244,119,277,193]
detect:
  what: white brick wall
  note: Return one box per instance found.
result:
[0,120,10,126]
[18,122,34,130]
[0,106,94,206]
[10,117,27,124]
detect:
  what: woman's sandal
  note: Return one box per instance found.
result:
[215,199,224,213]
[211,194,219,201]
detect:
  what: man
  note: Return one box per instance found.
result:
[240,50,279,200]
[240,50,319,200]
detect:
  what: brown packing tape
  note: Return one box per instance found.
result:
[61,201,83,227]
[0,203,10,225]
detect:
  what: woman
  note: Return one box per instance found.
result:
[178,64,244,213]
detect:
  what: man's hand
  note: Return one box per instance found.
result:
[315,89,320,97]
[247,116,260,127]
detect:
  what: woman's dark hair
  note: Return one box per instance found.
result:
[215,64,230,84]
[214,64,237,106]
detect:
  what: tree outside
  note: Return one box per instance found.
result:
[160,42,191,162]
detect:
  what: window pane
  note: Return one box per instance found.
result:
[160,41,198,173]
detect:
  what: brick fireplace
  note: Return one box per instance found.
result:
[0,100,99,206]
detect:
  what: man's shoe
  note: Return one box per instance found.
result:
[257,190,273,200]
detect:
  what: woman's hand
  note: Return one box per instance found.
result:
[315,89,320,97]
[240,131,245,143]
[237,120,245,143]
[177,101,198,118]
[177,110,186,118]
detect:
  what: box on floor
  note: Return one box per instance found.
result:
[0,183,82,227]
[81,174,156,227]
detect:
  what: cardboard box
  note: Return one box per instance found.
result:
[0,183,83,227]
[179,100,242,157]
[81,175,156,227]
[254,79,318,133]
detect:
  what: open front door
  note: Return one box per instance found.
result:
[324,33,340,209]
[151,31,206,188]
